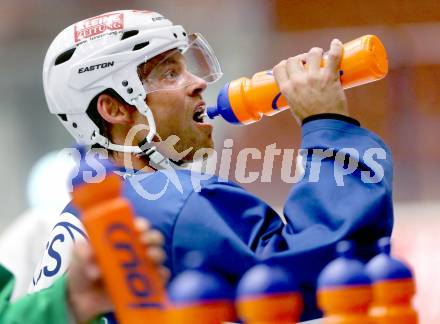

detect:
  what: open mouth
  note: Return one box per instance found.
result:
[193,104,208,123]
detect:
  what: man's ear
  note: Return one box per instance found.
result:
[96,94,135,124]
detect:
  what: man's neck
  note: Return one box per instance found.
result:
[110,151,156,173]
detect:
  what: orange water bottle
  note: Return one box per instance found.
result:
[166,255,236,324]
[207,35,388,125]
[71,146,165,324]
[236,263,303,324]
[366,237,418,324]
[317,241,375,324]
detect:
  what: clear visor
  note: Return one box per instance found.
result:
[139,33,223,94]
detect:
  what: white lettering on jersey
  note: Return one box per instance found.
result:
[29,212,87,292]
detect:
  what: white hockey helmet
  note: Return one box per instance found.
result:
[43,10,222,156]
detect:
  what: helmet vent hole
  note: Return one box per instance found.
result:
[54,48,76,66]
[173,33,178,38]
[121,30,139,40]
[58,114,68,122]
[72,122,78,128]
[132,41,150,51]
[182,32,187,37]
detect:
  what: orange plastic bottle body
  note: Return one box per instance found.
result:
[236,264,303,324]
[318,285,375,324]
[210,35,388,125]
[166,268,237,324]
[369,279,418,324]
[366,237,419,324]
[227,74,290,125]
[72,174,165,324]
[166,300,236,324]
[236,292,303,324]
[317,241,376,324]
[339,34,388,88]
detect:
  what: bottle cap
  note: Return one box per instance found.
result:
[318,241,371,289]
[207,105,219,119]
[182,251,205,270]
[237,264,299,298]
[207,82,241,124]
[168,270,234,304]
[366,237,413,282]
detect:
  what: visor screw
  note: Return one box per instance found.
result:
[122,80,128,87]
[127,87,133,94]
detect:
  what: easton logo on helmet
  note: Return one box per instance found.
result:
[78,61,115,74]
[74,13,124,43]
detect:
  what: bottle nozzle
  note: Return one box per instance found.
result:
[207,105,219,119]
[336,241,354,258]
[377,237,391,255]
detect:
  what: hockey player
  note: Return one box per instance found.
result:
[34,10,393,321]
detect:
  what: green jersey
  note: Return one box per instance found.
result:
[0,264,69,323]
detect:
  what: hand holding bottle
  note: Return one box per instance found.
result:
[208,35,388,125]
[273,39,349,123]
[67,219,169,324]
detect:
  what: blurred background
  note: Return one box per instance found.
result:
[0,0,438,321]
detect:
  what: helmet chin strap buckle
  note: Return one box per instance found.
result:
[138,136,191,169]
[144,147,170,170]
[137,140,181,170]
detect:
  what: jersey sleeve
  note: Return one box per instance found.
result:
[0,266,70,324]
[281,118,393,260]
[29,209,88,293]
[171,119,393,320]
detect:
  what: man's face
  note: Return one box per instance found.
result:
[135,50,213,162]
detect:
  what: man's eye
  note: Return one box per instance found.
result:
[163,69,178,80]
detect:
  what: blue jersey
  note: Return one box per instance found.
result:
[32,119,393,321]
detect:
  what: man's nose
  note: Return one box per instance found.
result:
[186,72,208,95]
